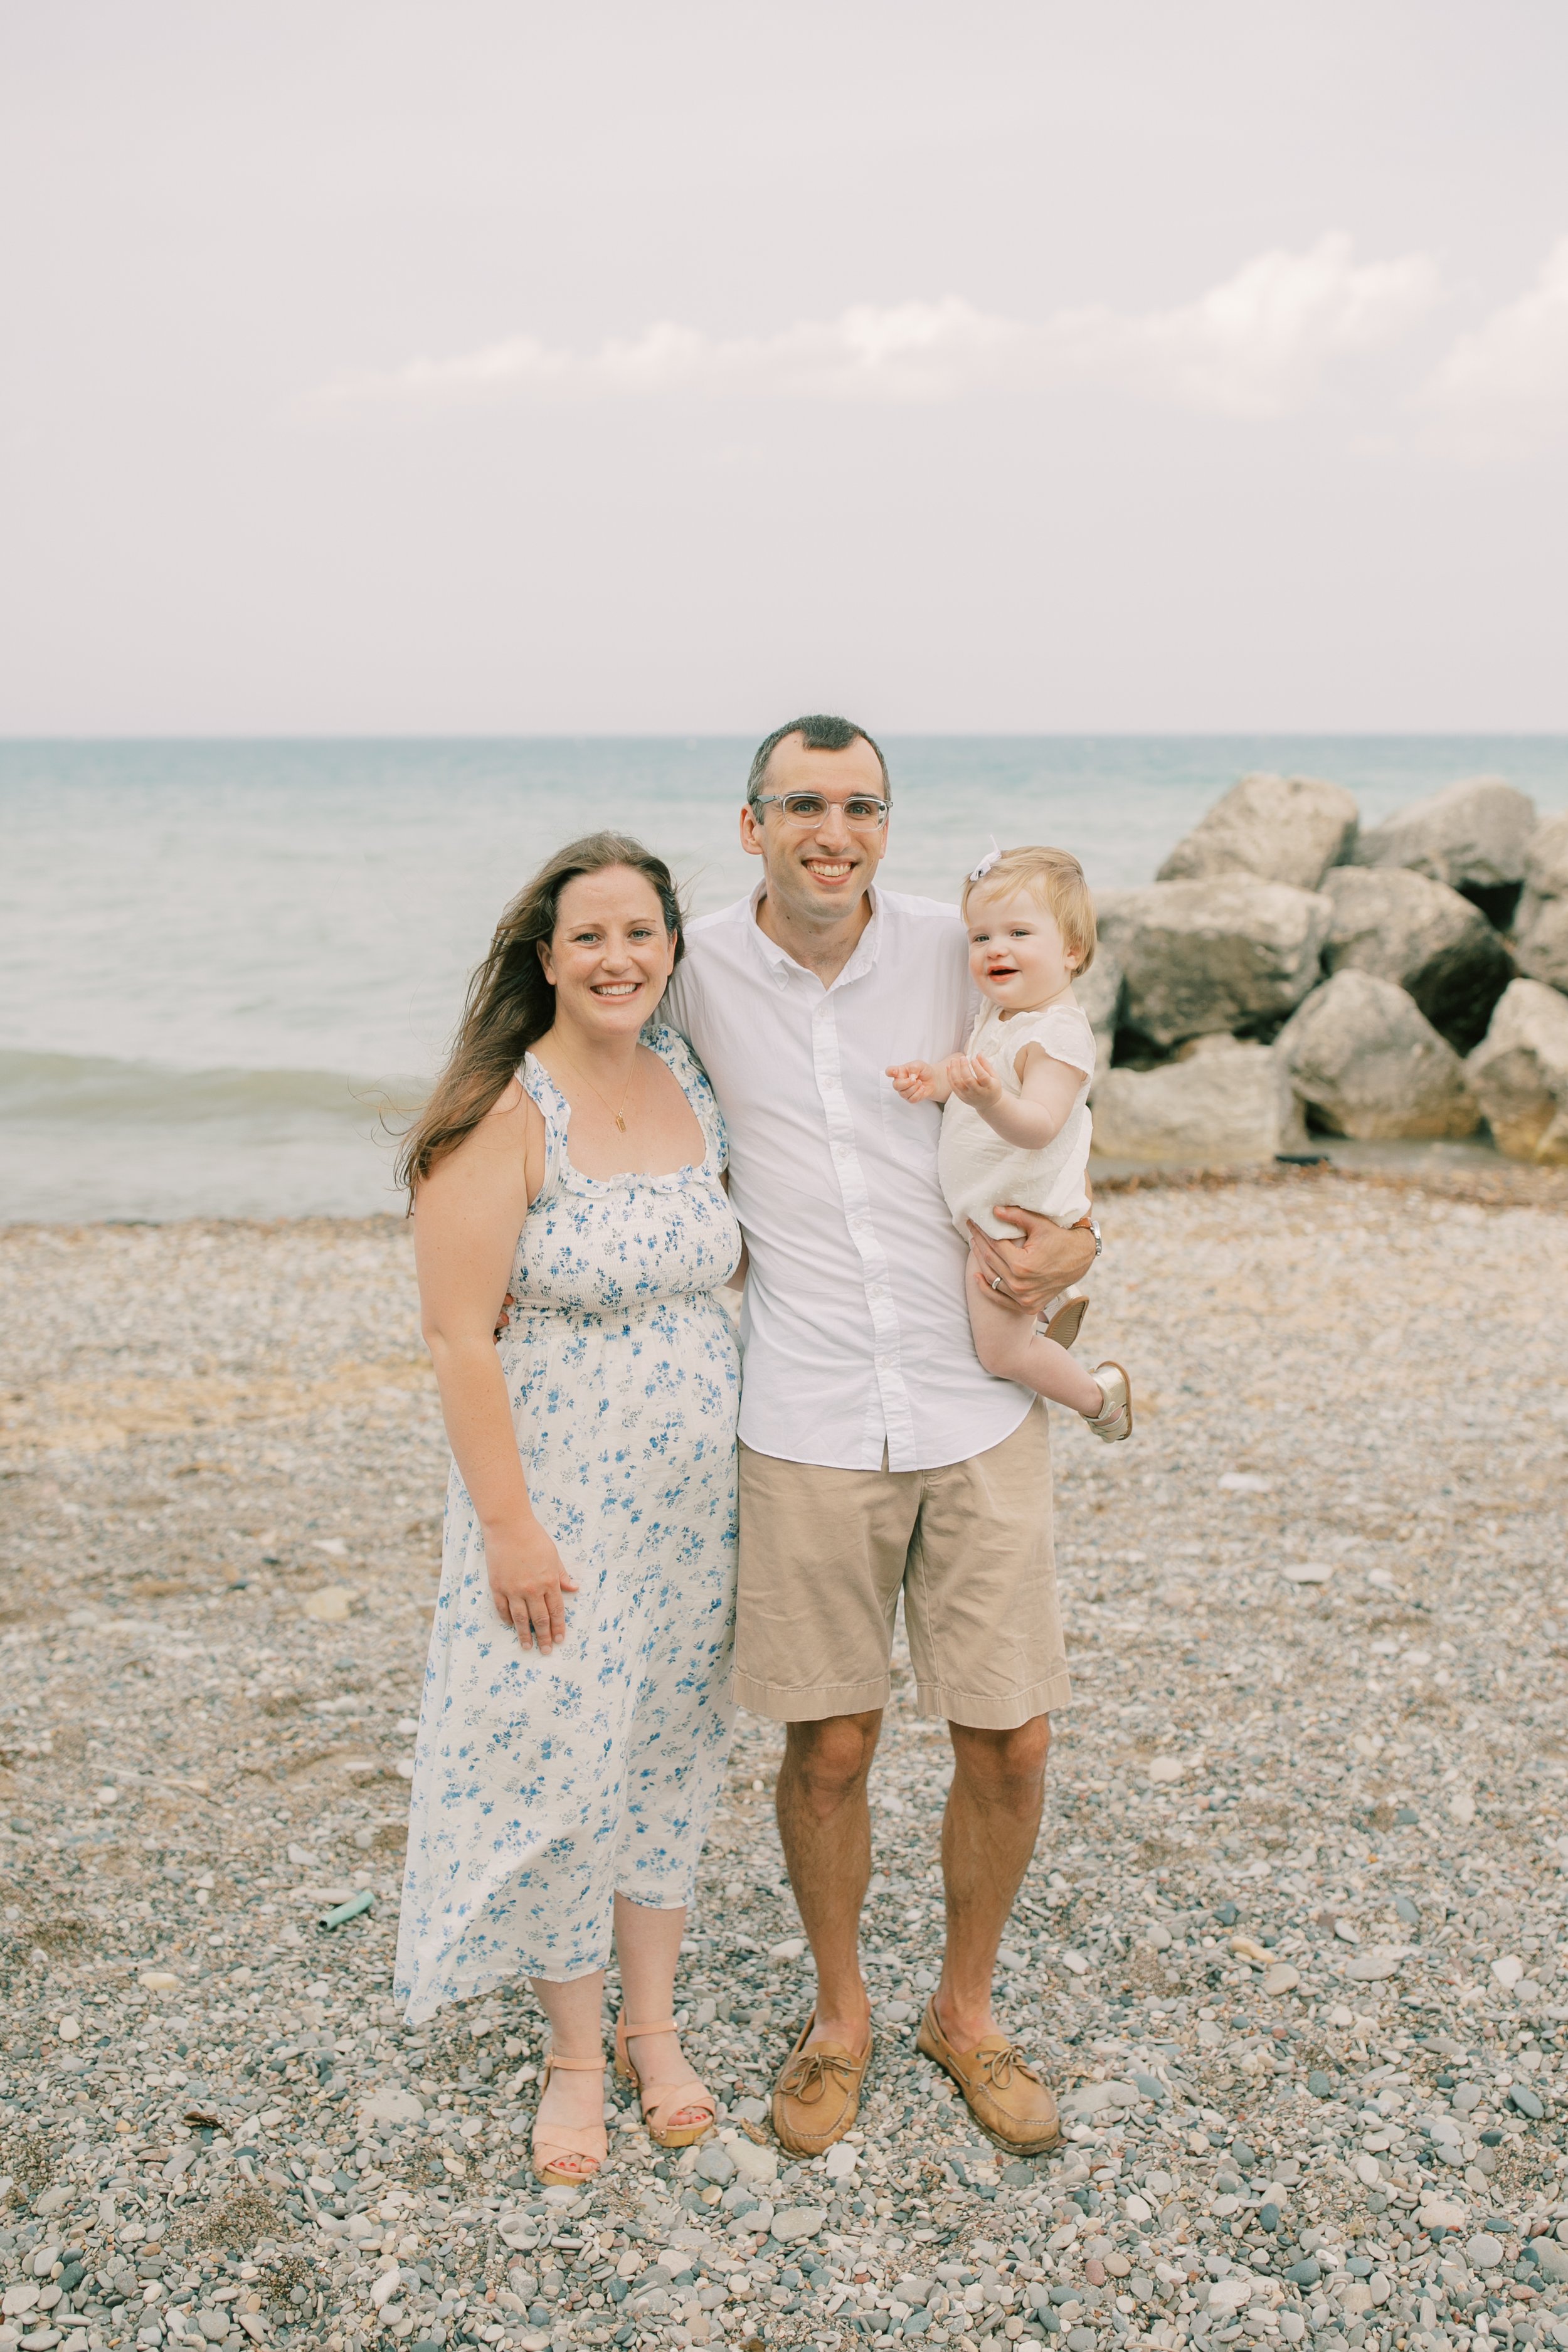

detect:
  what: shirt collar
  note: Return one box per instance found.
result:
[746,879,884,992]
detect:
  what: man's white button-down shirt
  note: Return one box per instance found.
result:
[663,884,1033,1473]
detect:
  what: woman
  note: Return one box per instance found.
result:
[393,832,741,2184]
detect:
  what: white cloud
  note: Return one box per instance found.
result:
[316,235,1440,418]
[318,297,1025,407]
[1061,233,1443,419]
[1425,236,1568,445]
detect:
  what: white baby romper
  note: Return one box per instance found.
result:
[395,1026,743,2021]
[936,997,1096,1240]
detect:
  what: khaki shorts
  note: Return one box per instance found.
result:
[734,1402,1069,1730]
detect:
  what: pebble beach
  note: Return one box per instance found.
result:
[2,1170,1566,2352]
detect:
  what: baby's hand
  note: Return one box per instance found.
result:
[886,1060,943,1103]
[946,1051,1003,1108]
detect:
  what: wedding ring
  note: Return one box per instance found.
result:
[992,1276,1003,1291]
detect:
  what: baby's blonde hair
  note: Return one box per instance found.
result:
[961,845,1097,974]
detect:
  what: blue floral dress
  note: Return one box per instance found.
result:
[395,1026,742,2020]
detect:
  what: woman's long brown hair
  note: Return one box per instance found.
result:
[396,831,686,1198]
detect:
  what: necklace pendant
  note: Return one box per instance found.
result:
[615,1115,627,1131]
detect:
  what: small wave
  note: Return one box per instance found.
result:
[0,1049,428,1127]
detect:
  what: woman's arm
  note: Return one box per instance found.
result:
[946,1044,1084,1150]
[413,1084,576,1653]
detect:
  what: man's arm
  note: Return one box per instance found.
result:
[965,1204,1097,1313]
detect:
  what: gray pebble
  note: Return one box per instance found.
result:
[4,1185,1566,2352]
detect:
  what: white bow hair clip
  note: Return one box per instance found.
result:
[967,835,1002,884]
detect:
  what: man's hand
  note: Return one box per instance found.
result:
[886,1059,945,1103]
[966,1205,1096,1314]
[483,1515,580,1655]
[945,1051,1003,1109]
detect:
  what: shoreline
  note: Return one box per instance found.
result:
[6,1150,1568,1246]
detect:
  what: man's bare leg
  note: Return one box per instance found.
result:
[775,1710,882,2052]
[935,1716,1051,2048]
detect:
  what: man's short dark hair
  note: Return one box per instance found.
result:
[746,714,891,807]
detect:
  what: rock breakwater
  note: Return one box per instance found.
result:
[1089,772,1568,1165]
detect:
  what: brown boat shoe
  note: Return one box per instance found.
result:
[771,2013,874,2156]
[915,1996,1061,2155]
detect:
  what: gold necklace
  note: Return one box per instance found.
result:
[561,1051,639,1132]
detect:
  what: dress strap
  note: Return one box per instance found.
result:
[519,1052,566,1202]
[644,1023,728,1175]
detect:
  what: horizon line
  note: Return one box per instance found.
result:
[3,726,1567,746]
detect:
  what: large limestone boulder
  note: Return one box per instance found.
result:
[1321,866,1513,1053]
[1276,969,1480,1141]
[1510,809,1568,993]
[1157,773,1359,891]
[1073,949,1124,1062]
[1091,1036,1300,1166]
[1466,978,1568,1163]
[1094,878,1333,1049]
[1349,777,1538,925]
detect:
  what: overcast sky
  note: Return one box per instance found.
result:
[3,2,1565,734]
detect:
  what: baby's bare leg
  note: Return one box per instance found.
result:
[966,1257,1104,1414]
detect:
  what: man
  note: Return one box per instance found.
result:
[663,714,1096,2156]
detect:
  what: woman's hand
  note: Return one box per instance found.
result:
[945,1051,1002,1108]
[484,1515,580,1655]
[886,1059,944,1103]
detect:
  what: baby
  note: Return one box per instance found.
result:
[887,843,1131,1441]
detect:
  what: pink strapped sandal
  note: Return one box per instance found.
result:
[531,2047,608,2185]
[614,2014,717,2149]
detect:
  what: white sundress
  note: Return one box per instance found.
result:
[395,1025,743,2021]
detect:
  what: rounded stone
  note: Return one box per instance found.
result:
[770,2204,827,2245]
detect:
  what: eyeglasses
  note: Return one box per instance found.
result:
[750,792,889,829]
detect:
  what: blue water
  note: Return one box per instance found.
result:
[3,736,1564,1221]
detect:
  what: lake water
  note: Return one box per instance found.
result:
[4,735,1564,1221]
